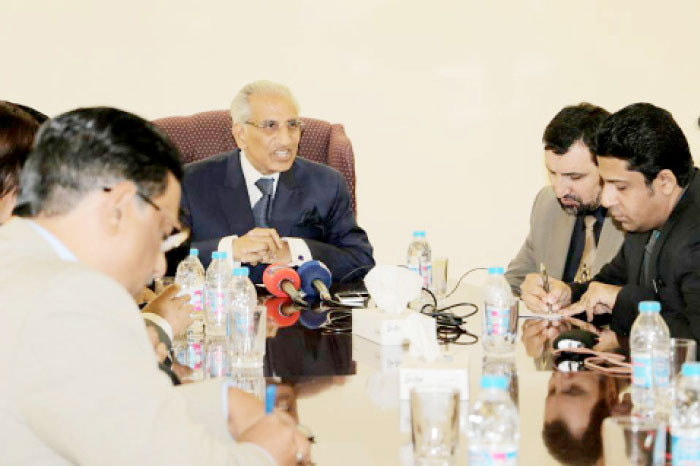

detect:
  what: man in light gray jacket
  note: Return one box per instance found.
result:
[0,107,310,465]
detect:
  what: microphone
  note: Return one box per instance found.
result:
[299,308,330,329]
[263,296,300,328]
[298,260,332,302]
[263,263,307,306]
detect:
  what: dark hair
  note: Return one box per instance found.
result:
[594,103,694,187]
[542,398,609,465]
[0,101,41,196]
[16,107,183,216]
[543,103,611,160]
[5,101,49,124]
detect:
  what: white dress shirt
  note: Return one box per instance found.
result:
[217,150,313,269]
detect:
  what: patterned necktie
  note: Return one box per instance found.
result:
[252,178,274,228]
[574,215,597,283]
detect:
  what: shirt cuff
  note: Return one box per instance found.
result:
[141,312,174,344]
[218,235,242,269]
[284,237,313,267]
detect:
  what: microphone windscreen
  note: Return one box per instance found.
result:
[264,296,300,327]
[299,308,329,329]
[298,260,332,296]
[263,263,301,297]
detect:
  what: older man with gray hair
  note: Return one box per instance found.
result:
[179,80,374,282]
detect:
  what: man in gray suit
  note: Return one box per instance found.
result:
[506,104,625,306]
[0,108,310,464]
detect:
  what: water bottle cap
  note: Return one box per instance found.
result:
[488,267,505,275]
[638,301,661,313]
[211,251,219,260]
[219,251,227,260]
[189,248,199,257]
[682,362,700,377]
[480,375,508,390]
[233,267,250,277]
[412,230,426,238]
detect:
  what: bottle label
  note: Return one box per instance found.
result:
[187,342,202,370]
[633,355,653,389]
[206,290,226,319]
[485,306,511,336]
[408,263,432,289]
[633,354,669,388]
[468,448,517,466]
[190,288,203,312]
[206,343,226,378]
[672,434,700,465]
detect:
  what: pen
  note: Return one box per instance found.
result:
[265,384,276,414]
[540,263,553,313]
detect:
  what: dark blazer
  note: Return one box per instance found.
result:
[178,149,374,282]
[571,168,700,354]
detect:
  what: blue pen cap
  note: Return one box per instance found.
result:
[265,385,277,414]
[682,362,700,377]
[211,251,219,260]
[480,375,508,390]
[412,230,426,238]
[639,301,661,313]
[189,248,199,257]
[488,267,505,275]
[233,267,250,277]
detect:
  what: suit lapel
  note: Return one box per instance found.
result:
[546,209,576,280]
[217,150,255,235]
[270,163,302,237]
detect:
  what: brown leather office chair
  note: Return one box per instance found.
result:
[152,110,357,213]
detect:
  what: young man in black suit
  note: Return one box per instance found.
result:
[523,103,700,355]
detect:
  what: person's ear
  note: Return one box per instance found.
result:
[655,169,678,196]
[102,181,138,233]
[232,123,247,151]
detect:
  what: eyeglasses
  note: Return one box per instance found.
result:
[245,119,305,135]
[102,187,190,252]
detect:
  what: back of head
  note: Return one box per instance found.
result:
[0,101,41,197]
[16,107,183,217]
[543,103,611,156]
[593,102,694,187]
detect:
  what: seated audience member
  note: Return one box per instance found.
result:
[0,107,310,464]
[523,103,700,357]
[175,80,374,282]
[0,101,42,223]
[507,103,625,297]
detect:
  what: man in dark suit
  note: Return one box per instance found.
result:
[524,103,700,353]
[179,81,374,282]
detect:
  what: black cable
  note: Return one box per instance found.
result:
[418,285,480,346]
[444,267,489,299]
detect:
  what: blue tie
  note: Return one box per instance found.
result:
[253,178,274,228]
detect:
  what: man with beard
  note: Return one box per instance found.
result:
[507,103,625,303]
[524,103,700,356]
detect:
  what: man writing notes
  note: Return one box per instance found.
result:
[507,103,625,298]
[179,80,374,282]
[0,108,309,464]
[522,103,700,354]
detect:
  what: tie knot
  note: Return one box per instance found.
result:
[255,177,274,196]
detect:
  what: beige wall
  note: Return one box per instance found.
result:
[5,0,700,281]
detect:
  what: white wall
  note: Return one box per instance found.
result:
[5,0,700,281]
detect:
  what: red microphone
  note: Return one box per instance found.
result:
[263,296,300,328]
[263,263,307,305]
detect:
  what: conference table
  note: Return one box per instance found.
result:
[194,282,654,466]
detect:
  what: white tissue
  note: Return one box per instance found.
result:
[363,265,422,315]
[404,312,441,362]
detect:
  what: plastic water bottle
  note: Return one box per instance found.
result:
[204,336,228,379]
[229,267,263,368]
[407,230,432,290]
[468,375,519,466]
[631,301,671,419]
[175,248,205,336]
[671,362,700,466]
[205,251,232,338]
[482,267,517,354]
